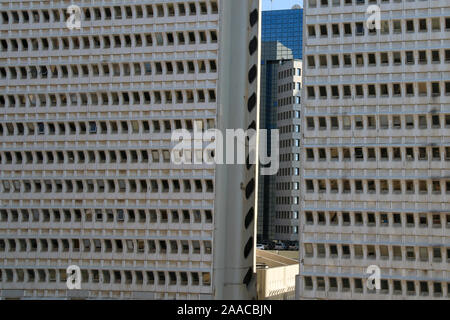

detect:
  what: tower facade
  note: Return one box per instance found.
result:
[274,60,302,242]
[299,0,450,299]
[0,0,261,300]
[258,8,303,242]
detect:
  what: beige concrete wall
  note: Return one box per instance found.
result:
[257,264,298,300]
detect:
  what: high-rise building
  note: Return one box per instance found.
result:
[274,60,302,242]
[0,0,261,300]
[262,9,303,60]
[258,8,302,243]
[298,0,450,299]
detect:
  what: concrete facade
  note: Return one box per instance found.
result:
[298,0,450,299]
[256,250,298,300]
[274,60,302,242]
[0,0,261,300]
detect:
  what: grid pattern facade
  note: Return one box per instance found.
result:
[299,0,450,299]
[0,0,219,300]
[257,59,279,242]
[258,9,303,242]
[262,9,303,60]
[274,60,302,242]
[258,48,285,242]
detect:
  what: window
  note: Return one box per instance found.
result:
[432,50,440,63]
[406,83,414,96]
[406,247,415,260]
[320,25,328,37]
[393,180,401,193]
[432,82,440,96]
[304,277,313,290]
[434,283,442,297]
[319,55,327,67]
[406,51,414,64]
[432,18,441,31]
[393,20,401,33]
[356,54,364,67]
[393,52,401,65]
[354,245,363,258]
[381,21,389,34]
[368,53,376,66]
[406,20,414,32]
[355,22,364,35]
[419,247,428,261]
[329,25,339,39]
[343,23,351,36]
[307,56,315,68]
[420,282,429,296]
[419,19,427,32]
[306,180,314,192]
[433,247,442,262]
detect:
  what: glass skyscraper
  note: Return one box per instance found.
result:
[262,9,303,60]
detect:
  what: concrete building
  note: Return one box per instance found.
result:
[298,0,450,299]
[274,60,302,242]
[258,8,303,243]
[256,250,298,300]
[0,0,261,300]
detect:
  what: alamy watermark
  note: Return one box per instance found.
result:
[66,5,82,30]
[366,265,381,290]
[66,265,81,290]
[171,124,280,176]
[367,5,381,30]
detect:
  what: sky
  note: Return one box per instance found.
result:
[262,0,303,11]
